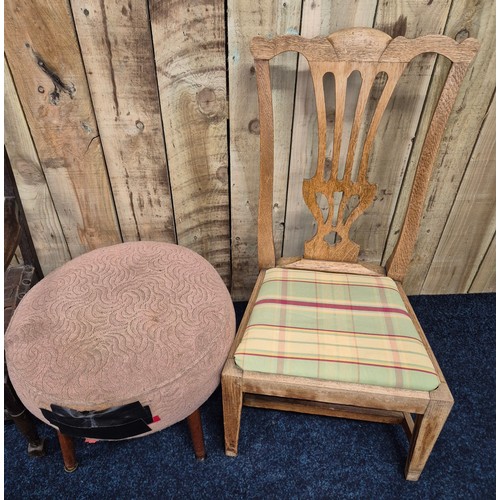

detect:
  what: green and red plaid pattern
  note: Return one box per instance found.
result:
[234,268,440,391]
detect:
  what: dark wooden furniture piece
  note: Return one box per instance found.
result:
[222,28,479,481]
[4,149,43,282]
[4,197,46,458]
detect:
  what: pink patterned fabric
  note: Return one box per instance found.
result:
[5,242,235,438]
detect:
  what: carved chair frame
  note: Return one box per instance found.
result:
[222,28,479,481]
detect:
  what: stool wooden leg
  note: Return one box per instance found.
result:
[57,431,78,472]
[186,408,206,461]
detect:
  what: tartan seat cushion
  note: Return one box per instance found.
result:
[234,268,440,391]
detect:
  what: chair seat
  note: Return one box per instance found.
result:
[234,268,440,391]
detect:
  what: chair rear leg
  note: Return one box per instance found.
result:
[405,384,453,481]
[222,370,243,457]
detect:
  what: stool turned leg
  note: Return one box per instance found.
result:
[186,409,206,461]
[57,431,78,472]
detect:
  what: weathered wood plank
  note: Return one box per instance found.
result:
[384,0,495,294]
[229,0,303,300]
[4,0,122,256]
[3,0,494,297]
[149,0,230,285]
[4,58,71,274]
[349,0,453,262]
[282,0,378,258]
[469,234,496,293]
[421,93,495,294]
[70,0,175,243]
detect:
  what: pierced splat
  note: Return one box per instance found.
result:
[302,48,406,261]
[251,28,480,271]
[223,28,480,483]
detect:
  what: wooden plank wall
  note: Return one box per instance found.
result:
[5,0,495,300]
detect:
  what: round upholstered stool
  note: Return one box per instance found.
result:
[5,242,235,471]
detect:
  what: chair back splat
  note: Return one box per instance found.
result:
[222,28,478,482]
[252,29,479,277]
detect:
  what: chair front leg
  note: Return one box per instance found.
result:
[405,384,453,481]
[222,368,243,457]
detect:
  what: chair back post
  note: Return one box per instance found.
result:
[385,57,478,281]
[253,57,276,270]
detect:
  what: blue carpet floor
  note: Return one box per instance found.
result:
[4,293,495,499]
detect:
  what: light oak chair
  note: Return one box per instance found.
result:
[222,28,479,481]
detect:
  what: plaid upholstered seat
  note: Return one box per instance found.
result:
[234,268,440,391]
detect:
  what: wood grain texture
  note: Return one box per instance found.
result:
[222,270,265,456]
[405,384,453,481]
[244,394,407,424]
[71,0,175,243]
[4,150,44,280]
[221,29,475,480]
[4,59,71,274]
[255,29,477,275]
[421,93,495,293]
[150,0,230,285]
[384,0,496,294]
[240,370,431,414]
[283,0,378,259]
[385,61,476,282]
[251,32,479,63]
[299,60,403,262]
[349,0,453,263]
[279,258,386,276]
[3,1,495,298]
[255,59,276,270]
[4,0,122,256]
[469,234,496,293]
[229,0,302,300]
